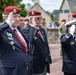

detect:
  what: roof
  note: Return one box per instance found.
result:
[68,0,76,12]
[60,0,76,12]
[27,3,51,16]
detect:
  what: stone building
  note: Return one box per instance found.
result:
[59,0,76,22]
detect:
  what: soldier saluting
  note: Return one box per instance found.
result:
[60,12,76,75]
[0,6,33,75]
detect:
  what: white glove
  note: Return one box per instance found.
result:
[31,17,37,27]
[69,25,75,35]
[64,19,76,26]
[6,12,13,27]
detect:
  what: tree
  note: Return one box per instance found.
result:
[18,4,27,17]
[0,0,22,22]
[51,10,60,22]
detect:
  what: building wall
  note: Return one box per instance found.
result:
[59,0,72,22]
[47,28,59,44]
[59,13,72,22]
[61,0,69,10]
[39,7,51,26]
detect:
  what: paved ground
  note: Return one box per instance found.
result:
[47,44,64,75]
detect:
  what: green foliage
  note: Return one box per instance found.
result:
[51,14,54,21]
[51,13,59,22]
[0,0,27,22]
[18,4,27,17]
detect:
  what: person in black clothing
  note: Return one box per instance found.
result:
[22,10,52,75]
[60,23,76,75]
[0,6,33,75]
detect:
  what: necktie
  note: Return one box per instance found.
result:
[14,29,28,53]
[37,30,44,40]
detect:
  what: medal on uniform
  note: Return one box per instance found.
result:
[7,33,13,40]
[12,46,15,50]
[70,41,74,45]
[35,37,37,39]
[10,41,14,45]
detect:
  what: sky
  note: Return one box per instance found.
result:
[21,0,63,12]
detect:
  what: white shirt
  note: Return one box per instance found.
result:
[11,27,27,46]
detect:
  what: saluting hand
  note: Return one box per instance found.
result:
[5,12,14,27]
[6,12,13,23]
[30,17,37,27]
[64,19,76,26]
[69,25,75,35]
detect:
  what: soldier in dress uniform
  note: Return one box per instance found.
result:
[22,10,52,75]
[0,6,33,75]
[60,12,76,75]
[19,13,26,29]
[19,13,29,29]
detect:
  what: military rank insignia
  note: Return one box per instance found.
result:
[34,37,37,40]
[7,32,15,50]
[13,9,17,14]
[10,41,14,45]
[32,11,34,15]
[70,41,74,45]
[12,46,15,50]
[65,35,69,39]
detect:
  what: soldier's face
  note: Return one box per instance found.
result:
[12,14,20,27]
[74,28,76,34]
[29,17,33,24]
[19,17,25,25]
[39,18,45,26]
[67,26,70,32]
[34,16,42,25]
[19,17,25,27]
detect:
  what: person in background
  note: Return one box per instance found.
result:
[0,6,33,75]
[22,10,52,75]
[38,17,52,74]
[19,13,29,29]
[24,18,29,27]
[57,19,66,41]
[19,12,26,29]
[54,22,59,27]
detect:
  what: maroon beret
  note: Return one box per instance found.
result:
[25,18,29,22]
[28,10,41,16]
[62,19,66,22]
[4,6,21,14]
[72,12,76,17]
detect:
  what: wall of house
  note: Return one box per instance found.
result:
[47,28,59,44]
[59,0,72,22]
[31,4,40,10]
[39,7,51,26]
[61,0,69,10]
[59,13,71,22]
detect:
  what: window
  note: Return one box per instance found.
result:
[64,10,70,13]
[60,10,63,13]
